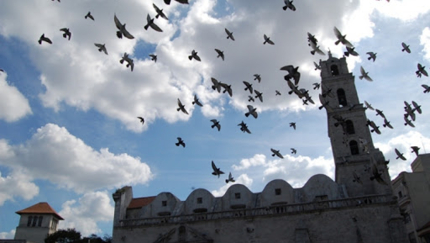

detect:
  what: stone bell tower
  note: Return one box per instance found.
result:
[319,52,392,197]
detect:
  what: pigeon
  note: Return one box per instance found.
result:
[370,159,387,185]
[343,46,358,57]
[313,82,320,89]
[211,77,222,92]
[94,43,108,55]
[404,115,415,127]
[364,101,374,110]
[137,117,144,124]
[280,65,301,85]
[314,61,321,71]
[395,148,406,160]
[254,74,261,83]
[85,11,94,21]
[382,119,393,129]
[225,172,235,183]
[366,119,381,134]
[366,52,377,62]
[243,81,253,94]
[359,137,370,154]
[404,101,416,121]
[220,83,233,97]
[318,94,333,112]
[263,34,275,45]
[352,171,362,185]
[333,27,353,47]
[416,63,428,77]
[192,95,203,107]
[153,3,168,20]
[248,96,255,102]
[375,109,386,119]
[211,161,224,178]
[114,14,135,39]
[149,54,157,62]
[214,49,224,60]
[310,41,325,55]
[164,0,189,4]
[254,90,263,102]
[290,122,296,130]
[144,14,163,32]
[422,84,430,93]
[411,146,420,156]
[177,98,189,115]
[175,137,185,147]
[245,105,258,118]
[401,42,411,53]
[188,50,201,61]
[412,101,422,114]
[359,66,373,81]
[38,34,52,45]
[119,53,134,71]
[238,121,251,134]
[291,148,297,154]
[275,90,281,96]
[282,0,296,11]
[307,32,318,46]
[225,28,235,41]
[210,119,221,131]
[271,148,284,159]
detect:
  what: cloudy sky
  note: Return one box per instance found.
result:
[1,0,430,238]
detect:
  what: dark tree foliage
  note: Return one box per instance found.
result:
[45,229,112,243]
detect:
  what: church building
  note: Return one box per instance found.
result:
[111,55,408,242]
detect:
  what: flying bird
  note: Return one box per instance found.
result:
[271,148,284,159]
[211,161,224,178]
[382,119,393,129]
[352,171,362,185]
[411,146,420,156]
[395,148,406,160]
[280,65,301,85]
[175,137,185,147]
[263,34,275,45]
[225,172,235,183]
[38,34,52,45]
[85,11,94,21]
[210,119,221,131]
[401,42,411,53]
[94,43,108,55]
[333,27,353,47]
[245,105,258,118]
[254,74,261,83]
[149,54,157,62]
[412,101,422,114]
[275,90,281,96]
[238,121,251,134]
[164,0,189,4]
[243,81,253,94]
[192,95,203,107]
[153,3,168,20]
[307,32,318,46]
[291,148,297,154]
[59,28,71,40]
[359,66,373,81]
[248,96,255,102]
[119,53,134,71]
[313,61,321,70]
[137,117,144,124]
[366,119,381,134]
[177,98,189,115]
[225,28,235,41]
[220,83,233,97]
[366,52,377,62]
[364,101,374,110]
[282,0,296,11]
[416,63,428,77]
[375,109,386,119]
[214,49,224,60]
[422,84,430,93]
[290,122,296,130]
[313,82,320,89]
[188,50,201,61]
[309,41,325,55]
[370,160,387,185]
[144,14,163,32]
[211,77,222,92]
[254,90,263,102]
[343,46,358,57]
[404,115,415,127]
[114,14,135,39]
[404,101,416,121]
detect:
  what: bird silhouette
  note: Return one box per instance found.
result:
[210,119,221,131]
[144,14,163,32]
[263,34,275,45]
[422,84,430,93]
[211,77,222,92]
[119,53,134,71]
[238,121,251,134]
[271,148,284,159]
[60,28,71,40]
[401,42,411,53]
[149,54,157,62]
[175,137,185,147]
[164,0,189,5]
[137,117,144,124]
[225,172,235,183]
[153,3,169,20]
[310,41,325,55]
[282,0,296,11]
[225,28,235,41]
[291,148,297,154]
[359,66,373,81]
[214,49,224,60]
[290,122,296,130]
[192,95,203,107]
[411,146,420,156]
[188,50,201,61]
[248,96,255,102]
[366,52,377,62]
[281,65,301,85]
[177,98,189,115]
[343,46,358,57]
[254,90,263,102]
[114,14,134,39]
[334,27,353,47]
[395,148,406,160]
[94,43,108,55]
[38,34,52,45]
[245,105,258,118]
[243,81,253,94]
[254,74,261,83]
[211,161,224,178]
[416,63,428,77]
[85,11,94,21]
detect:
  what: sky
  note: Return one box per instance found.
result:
[0,0,430,238]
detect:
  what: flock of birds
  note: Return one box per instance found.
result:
[4,0,427,186]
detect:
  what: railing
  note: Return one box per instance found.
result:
[119,194,394,227]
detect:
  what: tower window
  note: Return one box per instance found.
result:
[350,140,359,155]
[330,65,339,76]
[37,216,43,227]
[27,216,32,226]
[337,89,347,107]
[275,188,281,195]
[162,200,167,207]
[235,193,241,199]
[345,120,355,134]
[197,197,203,204]
[398,191,403,198]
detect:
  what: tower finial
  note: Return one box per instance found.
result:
[328,49,332,59]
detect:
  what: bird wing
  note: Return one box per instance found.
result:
[211,161,217,172]
[150,22,163,32]
[114,14,122,29]
[333,27,342,39]
[266,38,274,45]
[194,54,201,62]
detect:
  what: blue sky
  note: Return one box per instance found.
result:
[1,0,430,238]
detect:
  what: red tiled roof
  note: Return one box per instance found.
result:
[127,197,156,209]
[16,202,64,220]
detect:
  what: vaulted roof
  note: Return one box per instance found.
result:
[16,202,64,220]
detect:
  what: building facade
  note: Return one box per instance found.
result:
[112,54,407,243]
[392,154,430,243]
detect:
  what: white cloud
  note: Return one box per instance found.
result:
[232,154,266,170]
[0,229,15,239]
[0,123,153,195]
[58,191,114,236]
[0,170,39,206]
[0,73,32,122]
[420,27,430,61]
[211,173,253,197]
[373,0,430,21]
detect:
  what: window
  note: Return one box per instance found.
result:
[235,193,241,199]
[337,89,347,107]
[27,216,32,226]
[350,140,359,155]
[197,197,202,204]
[315,195,328,202]
[162,200,167,207]
[37,216,43,227]
[275,188,281,195]
[51,220,57,230]
[31,216,37,227]
[330,65,339,76]
[398,191,403,198]
[345,120,355,134]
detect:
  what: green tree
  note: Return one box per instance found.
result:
[45,228,81,243]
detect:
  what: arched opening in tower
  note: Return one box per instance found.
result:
[337,88,347,107]
[349,140,359,155]
[330,65,339,76]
